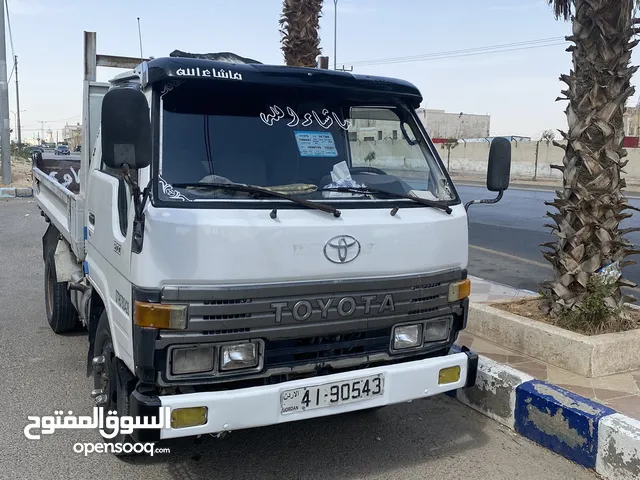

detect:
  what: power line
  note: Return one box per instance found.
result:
[345,36,566,66]
[344,36,568,67]
[353,42,568,67]
[22,115,81,128]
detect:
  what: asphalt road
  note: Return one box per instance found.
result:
[459,185,640,294]
[0,198,596,479]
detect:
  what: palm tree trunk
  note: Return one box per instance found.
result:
[280,0,324,67]
[541,0,640,314]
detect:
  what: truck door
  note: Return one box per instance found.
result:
[86,161,136,363]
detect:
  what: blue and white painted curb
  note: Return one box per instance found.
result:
[0,187,33,198]
[451,347,640,479]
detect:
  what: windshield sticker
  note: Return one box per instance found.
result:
[260,105,351,130]
[294,131,338,158]
[175,67,243,81]
[260,106,285,126]
[158,175,192,202]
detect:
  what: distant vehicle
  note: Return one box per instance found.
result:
[54,145,70,155]
[31,146,44,154]
[74,145,81,153]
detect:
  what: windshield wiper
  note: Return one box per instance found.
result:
[319,186,452,215]
[171,182,342,218]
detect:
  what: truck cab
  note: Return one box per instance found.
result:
[34,32,511,446]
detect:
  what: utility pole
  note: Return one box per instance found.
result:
[14,55,20,145]
[333,0,338,70]
[38,121,45,143]
[0,0,10,185]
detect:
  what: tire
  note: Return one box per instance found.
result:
[93,311,138,456]
[44,251,79,333]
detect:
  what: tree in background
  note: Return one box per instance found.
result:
[541,129,556,144]
[280,0,323,67]
[442,138,459,171]
[540,1,640,325]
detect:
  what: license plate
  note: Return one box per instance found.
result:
[280,374,384,415]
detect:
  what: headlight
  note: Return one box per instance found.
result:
[424,318,451,342]
[220,342,259,371]
[171,345,215,375]
[393,324,423,350]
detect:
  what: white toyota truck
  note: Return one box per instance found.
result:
[33,32,511,447]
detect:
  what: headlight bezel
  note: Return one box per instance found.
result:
[219,341,261,373]
[169,344,216,376]
[166,340,264,380]
[392,324,424,352]
[390,316,453,354]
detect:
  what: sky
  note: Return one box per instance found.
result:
[7,0,639,140]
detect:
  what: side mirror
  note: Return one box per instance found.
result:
[101,87,151,171]
[464,137,511,212]
[486,137,511,192]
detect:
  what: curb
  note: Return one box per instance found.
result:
[451,349,640,479]
[0,187,33,198]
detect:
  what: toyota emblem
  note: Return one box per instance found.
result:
[324,235,361,264]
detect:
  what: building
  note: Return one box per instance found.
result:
[62,123,82,150]
[348,108,491,142]
[624,106,640,136]
[416,109,491,139]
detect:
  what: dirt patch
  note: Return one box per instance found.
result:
[0,157,32,188]
[492,298,556,324]
[491,297,640,336]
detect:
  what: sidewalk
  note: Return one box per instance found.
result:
[464,276,640,420]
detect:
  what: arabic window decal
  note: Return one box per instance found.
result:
[259,105,352,130]
[160,80,185,97]
[158,175,192,202]
[175,67,243,81]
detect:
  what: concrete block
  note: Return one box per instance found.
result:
[0,187,16,198]
[457,357,533,430]
[515,380,615,469]
[467,303,640,378]
[596,413,640,480]
[15,187,33,197]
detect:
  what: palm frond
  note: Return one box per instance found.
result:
[548,0,571,20]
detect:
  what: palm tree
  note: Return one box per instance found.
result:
[280,0,323,67]
[541,0,640,317]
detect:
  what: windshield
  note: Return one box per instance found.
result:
[157,83,456,207]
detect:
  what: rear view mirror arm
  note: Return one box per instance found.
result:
[464,190,504,212]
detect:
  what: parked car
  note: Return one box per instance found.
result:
[54,145,70,155]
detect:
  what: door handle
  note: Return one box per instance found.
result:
[89,213,95,225]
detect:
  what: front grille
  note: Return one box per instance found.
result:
[264,328,391,368]
[203,298,251,320]
[163,269,463,332]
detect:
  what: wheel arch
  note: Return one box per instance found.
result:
[86,289,106,376]
[42,223,60,261]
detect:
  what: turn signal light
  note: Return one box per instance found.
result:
[134,301,188,329]
[448,279,471,302]
[438,366,461,385]
[171,407,208,429]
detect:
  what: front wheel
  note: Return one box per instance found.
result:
[93,311,138,456]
